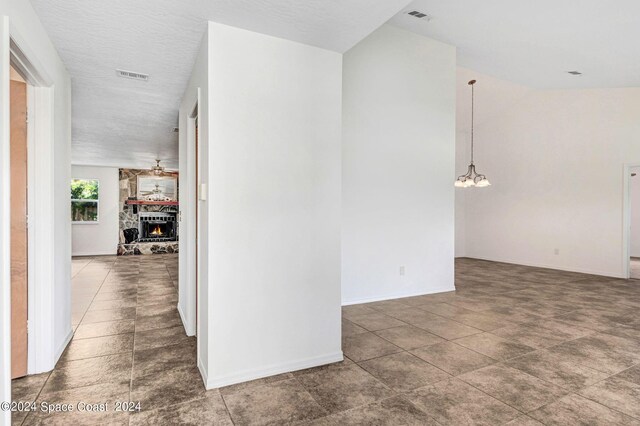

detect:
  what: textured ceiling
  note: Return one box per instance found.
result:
[30,0,411,169]
[390,0,640,89]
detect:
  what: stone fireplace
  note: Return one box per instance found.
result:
[117,168,179,255]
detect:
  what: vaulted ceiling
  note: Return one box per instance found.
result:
[30,0,411,169]
[391,0,640,89]
[30,0,640,168]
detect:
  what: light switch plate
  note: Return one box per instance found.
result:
[199,183,207,201]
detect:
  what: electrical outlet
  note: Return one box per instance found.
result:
[399,266,405,276]
[554,248,560,255]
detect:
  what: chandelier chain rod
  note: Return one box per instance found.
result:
[471,81,474,165]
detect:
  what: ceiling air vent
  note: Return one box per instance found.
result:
[116,69,149,81]
[406,10,433,21]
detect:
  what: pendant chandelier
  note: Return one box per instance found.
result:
[151,159,165,176]
[455,80,491,188]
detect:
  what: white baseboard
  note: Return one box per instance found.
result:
[177,302,195,336]
[462,254,624,279]
[342,287,455,306]
[71,251,117,257]
[205,351,344,389]
[198,354,208,388]
[54,328,73,366]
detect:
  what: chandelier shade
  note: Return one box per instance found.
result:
[455,79,490,188]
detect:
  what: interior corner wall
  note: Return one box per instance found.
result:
[342,24,456,304]
[1,0,72,397]
[204,21,342,388]
[457,67,640,277]
[629,167,640,258]
[71,165,119,256]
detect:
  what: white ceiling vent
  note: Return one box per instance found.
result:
[116,69,149,81]
[406,10,433,21]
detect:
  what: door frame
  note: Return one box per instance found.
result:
[623,163,640,279]
[178,90,200,338]
[2,20,61,383]
[1,16,12,421]
[11,38,60,375]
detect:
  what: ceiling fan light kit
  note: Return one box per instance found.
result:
[151,159,165,176]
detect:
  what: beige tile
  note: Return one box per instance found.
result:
[375,325,445,350]
[491,319,593,349]
[459,365,568,412]
[505,416,545,426]
[81,307,137,324]
[130,392,233,425]
[411,341,495,375]
[136,302,177,318]
[505,349,610,391]
[132,339,197,379]
[453,332,536,361]
[342,332,402,362]
[617,365,640,385]
[360,352,450,392]
[406,378,520,425]
[220,372,294,397]
[42,353,132,393]
[412,316,483,340]
[529,394,640,426]
[295,363,394,414]
[223,378,327,425]
[444,311,511,331]
[547,333,640,375]
[579,376,640,418]
[348,311,406,331]
[134,325,192,351]
[306,396,438,425]
[131,365,207,412]
[59,333,134,362]
[135,310,183,332]
[341,319,368,337]
[25,381,130,425]
[88,298,137,311]
[73,319,135,339]
[11,372,50,401]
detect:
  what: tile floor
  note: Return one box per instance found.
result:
[10,255,640,425]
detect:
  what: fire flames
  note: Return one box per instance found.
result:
[150,225,164,236]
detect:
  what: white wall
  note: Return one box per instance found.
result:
[455,68,533,258]
[1,0,72,417]
[342,24,456,304]
[71,165,119,256]
[457,67,640,277]
[630,167,640,257]
[187,22,343,388]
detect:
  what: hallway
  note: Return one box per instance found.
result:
[11,254,229,425]
[11,256,640,425]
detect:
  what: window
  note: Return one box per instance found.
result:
[71,179,99,222]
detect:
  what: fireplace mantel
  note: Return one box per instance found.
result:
[125,200,179,206]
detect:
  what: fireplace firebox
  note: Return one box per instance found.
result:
[138,212,177,242]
